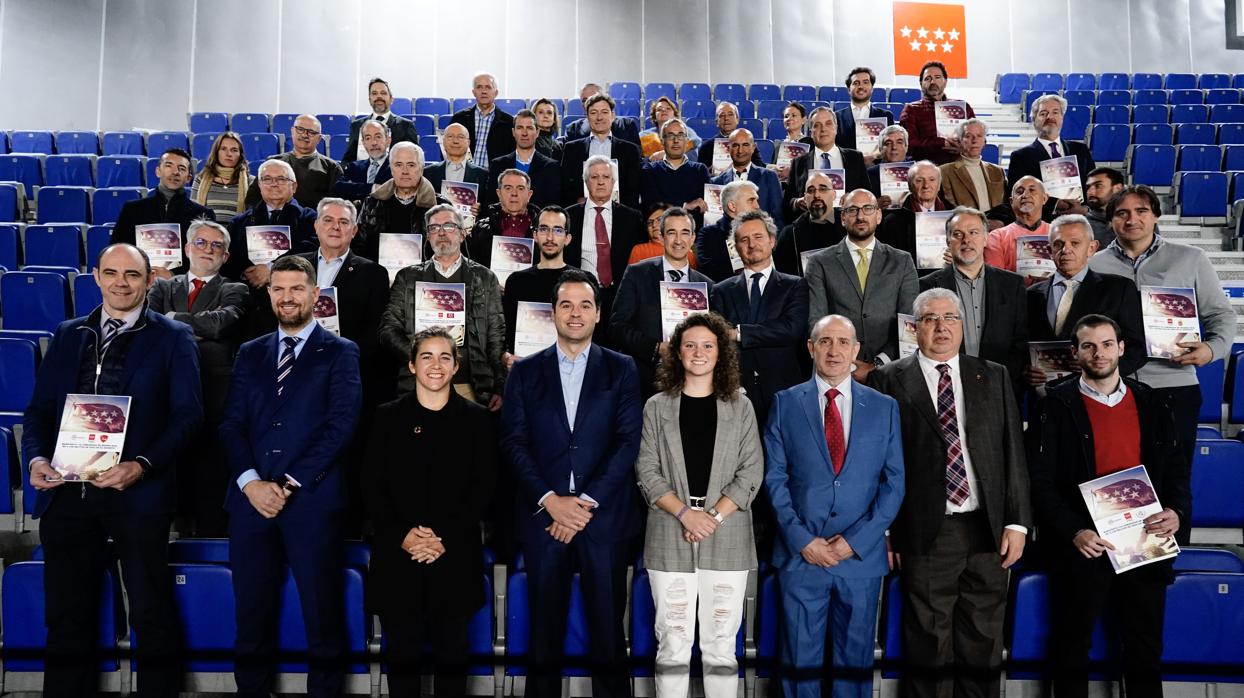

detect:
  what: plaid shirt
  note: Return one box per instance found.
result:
[472,106,496,168]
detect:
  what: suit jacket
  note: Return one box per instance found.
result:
[875,198,951,267]
[693,214,740,283]
[920,265,1029,394]
[834,104,895,151]
[710,164,786,229]
[1006,139,1096,220]
[783,147,868,223]
[564,116,642,146]
[333,157,392,201]
[340,114,419,164]
[869,354,1033,555]
[563,201,646,287]
[111,191,216,272]
[900,97,977,166]
[293,250,388,363]
[939,159,1007,212]
[449,106,516,164]
[1026,269,1147,378]
[635,391,764,572]
[500,343,643,542]
[223,199,319,281]
[804,239,920,362]
[764,377,905,577]
[560,136,642,209]
[422,159,490,196]
[711,270,810,423]
[487,150,562,208]
[219,323,361,512]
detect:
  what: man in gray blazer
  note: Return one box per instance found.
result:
[804,189,919,383]
[147,218,249,535]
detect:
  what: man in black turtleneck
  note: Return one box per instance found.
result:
[772,171,847,276]
[111,147,215,277]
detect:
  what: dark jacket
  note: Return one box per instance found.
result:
[355,177,448,263]
[465,202,541,268]
[561,136,642,209]
[1006,139,1096,221]
[487,150,562,208]
[223,198,318,281]
[773,214,847,276]
[449,106,516,164]
[563,116,642,147]
[111,190,216,271]
[340,114,420,164]
[562,202,647,288]
[423,160,490,198]
[783,146,868,223]
[1026,269,1147,379]
[694,214,740,283]
[333,156,393,202]
[835,104,896,151]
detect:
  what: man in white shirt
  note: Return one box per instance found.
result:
[784,107,868,223]
[834,66,895,155]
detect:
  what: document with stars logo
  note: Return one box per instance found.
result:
[893,2,967,77]
[50,394,131,481]
[1140,286,1201,359]
[1040,155,1084,203]
[245,225,291,264]
[1079,465,1179,573]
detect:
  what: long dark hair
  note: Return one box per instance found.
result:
[656,312,740,401]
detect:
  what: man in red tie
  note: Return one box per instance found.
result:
[763,314,906,698]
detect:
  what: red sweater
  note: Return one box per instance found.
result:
[1080,390,1142,476]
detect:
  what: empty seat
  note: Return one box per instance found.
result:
[1065,72,1096,91]
[91,187,142,226]
[0,270,71,332]
[749,83,780,101]
[734,100,755,119]
[1170,88,1204,105]
[982,143,1001,165]
[56,131,100,155]
[421,139,441,163]
[1089,124,1131,162]
[191,132,220,160]
[606,81,641,100]
[1210,103,1244,124]
[148,131,189,154]
[188,112,227,133]
[565,100,585,119]
[230,112,270,134]
[712,83,745,102]
[818,86,849,102]
[0,223,19,268]
[10,131,54,155]
[271,113,299,136]
[167,563,236,674]
[1134,89,1169,105]
[101,131,144,155]
[1174,547,1244,572]
[1160,572,1244,680]
[0,184,19,223]
[996,73,1030,103]
[756,100,787,120]
[436,114,453,132]
[411,114,436,138]
[1176,171,1228,221]
[1128,144,1176,187]
[0,133,8,155]
[1133,73,1163,90]
[1007,571,1114,679]
[43,154,95,186]
[1177,124,1218,146]
[1199,73,1232,89]
[888,87,922,103]
[495,98,526,115]
[1093,105,1131,124]
[96,155,145,188]
[1226,145,1244,169]
[1133,123,1174,145]
[0,154,44,197]
[1097,89,1131,106]
[679,82,711,101]
[85,224,112,268]
[325,135,345,161]
[1164,73,1197,90]
[1062,105,1091,141]
[1031,72,1063,92]
[1132,104,1170,124]
[681,99,716,119]
[755,140,775,164]
[315,114,351,136]
[1205,88,1241,105]
[35,187,90,225]
[1099,73,1130,91]
[275,567,369,678]
[0,338,37,412]
[1191,439,1244,528]
[739,118,764,137]
[451,98,474,113]
[240,133,279,161]
[1063,90,1096,107]
[782,84,816,102]
[616,99,642,118]
[73,271,101,314]
[1171,104,1209,123]
[414,97,450,116]
[24,223,83,266]
[505,570,591,680]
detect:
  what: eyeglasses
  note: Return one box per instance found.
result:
[841,205,880,217]
[293,125,321,137]
[918,313,962,326]
[662,133,688,141]
[534,225,566,236]
[258,176,292,186]
[427,223,462,234]
[191,238,227,252]
[805,185,834,195]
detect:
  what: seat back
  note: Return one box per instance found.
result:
[0,271,71,331]
[1190,440,1244,527]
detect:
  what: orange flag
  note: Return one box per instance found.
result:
[892,2,968,78]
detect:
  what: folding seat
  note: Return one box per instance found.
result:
[9,130,54,155]
[1206,88,1241,106]
[644,82,677,101]
[1099,72,1130,91]
[34,188,90,225]
[748,83,780,101]
[565,100,586,119]
[713,83,746,102]
[1230,351,1244,425]
[1195,360,1228,423]
[782,84,816,102]
[1133,73,1163,90]
[1176,123,1217,145]
[0,223,19,268]
[1062,105,1091,140]
[73,271,102,314]
[85,224,112,267]
[1132,123,1174,145]
[1092,104,1130,124]
[230,112,270,134]
[1088,124,1131,162]
[1133,88,1169,105]
[1170,88,1205,105]
[686,119,715,142]
[421,138,442,163]
[755,140,775,164]
[0,154,43,197]
[91,187,142,226]
[1164,73,1197,90]
[55,130,100,154]
[0,133,7,154]
[871,87,888,101]
[734,100,755,119]
[240,133,279,161]
[1227,144,1244,168]
[679,82,710,101]
[191,132,220,160]
[1063,89,1096,107]
[739,118,764,137]
[755,100,787,120]
[982,143,1001,165]
[1160,571,1244,680]
[325,135,346,161]
[505,569,591,689]
[495,98,526,114]
[1199,73,1232,89]
[1031,72,1063,92]
[101,130,144,155]
[436,114,453,132]
[187,112,227,133]
[681,99,716,120]
[1007,571,1114,680]
[1232,75,1244,89]
[0,270,71,332]
[315,114,350,136]
[1127,144,1176,188]
[413,97,450,116]
[0,426,17,509]
[0,183,20,223]
[1191,439,1244,528]
[168,563,237,683]
[0,338,37,413]
[96,155,144,188]
[1171,104,1209,123]
[147,131,189,154]
[996,73,1030,103]
[402,114,433,140]
[1065,72,1096,91]
[145,157,162,186]
[606,81,641,101]
[1210,104,1244,124]
[1132,104,1170,124]
[1097,89,1132,106]
[24,223,83,266]
[451,98,475,113]
[390,96,413,116]
[1175,171,1228,223]
[615,99,642,118]
[274,567,370,691]
[818,86,849,102]
[271,113,299,136]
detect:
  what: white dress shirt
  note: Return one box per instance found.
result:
[813,146,844,171]
[814,372,854,444]
[846,237,877,268]
[851,103,872,122]
[580,200,612,279]
[1037,137,1065,159]
[661,254,691,280]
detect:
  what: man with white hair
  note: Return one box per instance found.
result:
[696,101,765,166]
[225,158,319,288]
[876,160,949,265]
[939,118,1007,218]
[1007,93,1095,220]
[695,179,762,282]
[449,72,516,169]
[355,141,448,263]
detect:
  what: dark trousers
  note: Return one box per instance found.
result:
[899,512,1008,698]
[229,501,344,698]
[523,532,631,698]
[40,489,179,698]
[380,610,471,698]
[1050,557,1167,698]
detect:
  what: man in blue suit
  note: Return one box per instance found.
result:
[835,66,895,152]
[24,243,203,698]
[501,268,643,698]
[219,254,362,698]
[765,313,906,698]
[333,118,393,201]
[711,128,785,229]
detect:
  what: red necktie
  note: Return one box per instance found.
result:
[824,387,845,475]
[187,278,205,309]
[594,206,613,288]
[936,364,971,505]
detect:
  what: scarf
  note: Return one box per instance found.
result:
[193,164,250,213]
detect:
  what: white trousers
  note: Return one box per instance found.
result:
[647,567,749,698]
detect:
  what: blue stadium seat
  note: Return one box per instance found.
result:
[1133,123,1174,145]
[55,131,100,155]
[1211,104,1244,124]
[73,272,101,314]
[734,101,755,119]
[85,224,111,268]
[782,84,816,102]
[1092,105,1130,124]
[739,118,763,138]
[1,562,124,677]
[0,154,44,197]
[1205,88,1241,105]
[0,270,71,331]
[687,119,715,140]
[1089,124,1131,162]
[271,113,298,136]
[191,132,220,160]
[1161,571,1244,680]
[714,83,746,102]
[1064,90,1096,107]
[879,573,904,678]
[565,100,585,119]
[764,119,785,140]
[451,98,474,113]
[1191,439,1244,528]
[91,187,142,226]
[43,154,95,187]
[1178,142,1223,169]
[414,97,450,116]
[630,569,745,680]
[1165,73,1197,90]
[326,135,345,161]
[35,187,90,225]
[1099,73,1130,91]
[189,112,229,133]
[983,143,1001,165]
[96,155,145,188]
[101,131,144,155]
[315,114,350,137]
[681,99,716,119]
[1134,89,1169,105]
[1175,547,1244,572]
[679,83,710,101]
[818,86,849,103]
[0,132,8,155]
[0,223,19,268]
[1230,351,1244,424]
[1171,104,1209,123]
[230,112,270,134]
[1230,168,1244,194]
[1199,73,1232,89]
[871,87,888,102]
[0,184,21,223]
[168,563,236,673]
[748,83,780,101]
[606,81,641,101]
[505,570,591,679]
[0,426,17,508]
[997,73,1029,103]
[146,157,162,186]
[436,114,453,132]
[1128,144,1176,187]
[1031,72,1063,92]
[1023,90,1058,120]
[275,567,369,676]
[616,99,642,118]
[411,115,436,138]
[0,338,37,413]
[1065,72,1096,91]
[240,133,279,161]
[495,99,526,115]
[1176,172,1228,222]
[148,131,189,154]
[1097,89,1132,106]
[1170,88,1204,105]
[24,223,83,266]
[10,130,54,155]
[1133,73,1163,90]
[421,139,441,163]
[1008,571,1114,680]
[1062,105,1091,140]
[756,100,787,120]
[1132,104,1170,124]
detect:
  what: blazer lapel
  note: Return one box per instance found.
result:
[843,383,870,467]
[897,358,942,435]
[171,276,189,313]
[833,243,864,299]
[571,346,608,434]
[661,394,691,498]
[949,163,978,207]
[1063,271,1098,337]
[958,357,991,464]
[541,347,573,437]
[271,324,323,413]
[193,276,223,312]
[797,379,834,473]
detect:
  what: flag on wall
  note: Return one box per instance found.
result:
[893,2,967,78]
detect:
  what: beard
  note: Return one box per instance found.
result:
[1081,357,1119,381]
[540,247,562,261]
[808,200,829,219]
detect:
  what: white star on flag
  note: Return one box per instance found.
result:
[900,25,912,37]
[916,26,928,38]
[942,41,954,52]
[925,40,937,51]
[933,27,945,39]
[910,39,921,51]
[949,28,960,40]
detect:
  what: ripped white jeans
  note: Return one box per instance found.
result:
[647,567,749,698]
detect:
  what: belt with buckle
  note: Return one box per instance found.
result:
[688,496,707,510]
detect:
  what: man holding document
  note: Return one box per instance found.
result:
[24,243,203,697]
[1026,313,1189,698]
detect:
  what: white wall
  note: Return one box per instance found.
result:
[0,0,1239,132]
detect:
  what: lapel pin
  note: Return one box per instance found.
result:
[347,266,354,272]
[413,426,422,434]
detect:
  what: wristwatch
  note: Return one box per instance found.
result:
[707,508,725,524]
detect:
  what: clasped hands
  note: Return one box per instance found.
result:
[402,526,445,563]
[545,495,595,544]
[29,458,143,492]
[801,535,855,568]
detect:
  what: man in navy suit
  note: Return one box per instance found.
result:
[765,314,905,698]
[1006,94,1095,221]
[333,119,393,201]
[501,268,643,698]
[563,82,642,145]
[561,94,643,209]
[487,109,562,208]
[24,243,204,697]
[835,67,895,152]
[219,254,362,698]
[711,128,786,228]
[696,179,762,282]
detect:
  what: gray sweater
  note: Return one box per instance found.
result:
[1088,235,1234,389]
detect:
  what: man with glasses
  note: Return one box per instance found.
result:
[804,189,919,382]
[254,114,343,210]
[711,128,785,228]
[225,159,319,291]
[640,119,711,218]
[380,204,507,407]
[869,287,1031,698]
[502,205,581,361]
[112,147,215,275]
[774,172,848,276]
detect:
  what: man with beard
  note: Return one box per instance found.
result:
[341,77,419,163]
[876,160,950,265]
[835,66,895,154]
[984,176,1050,283]
[1007,94,1096,221]
[1083,167,1125,246]
[804,189,919,382]
[502,206,586,360]
[899,60,976,166]
[1026,314,1188,698]
[773,172,847,276]
[220,254,361,698]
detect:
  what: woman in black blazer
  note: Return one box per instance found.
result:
[363,327,497,698]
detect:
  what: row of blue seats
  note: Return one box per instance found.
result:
[1125,144,1242,187]
[1056,104,1244,138]
[998,72,1244,103]
[1088,124,1244,164]
[1021,89,1244,119]
[0,185,139,225]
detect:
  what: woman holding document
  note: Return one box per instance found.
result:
[363,327,496,698]
[634,312,763,698]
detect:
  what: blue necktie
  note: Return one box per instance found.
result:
[748,272,764,323]
[277,336,301,396]
[820,152,831,169]
[98,317,124,356]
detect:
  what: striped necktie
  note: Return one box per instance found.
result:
[936,363,971,506]
[277,336,301,396]
[98,317,125,356]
